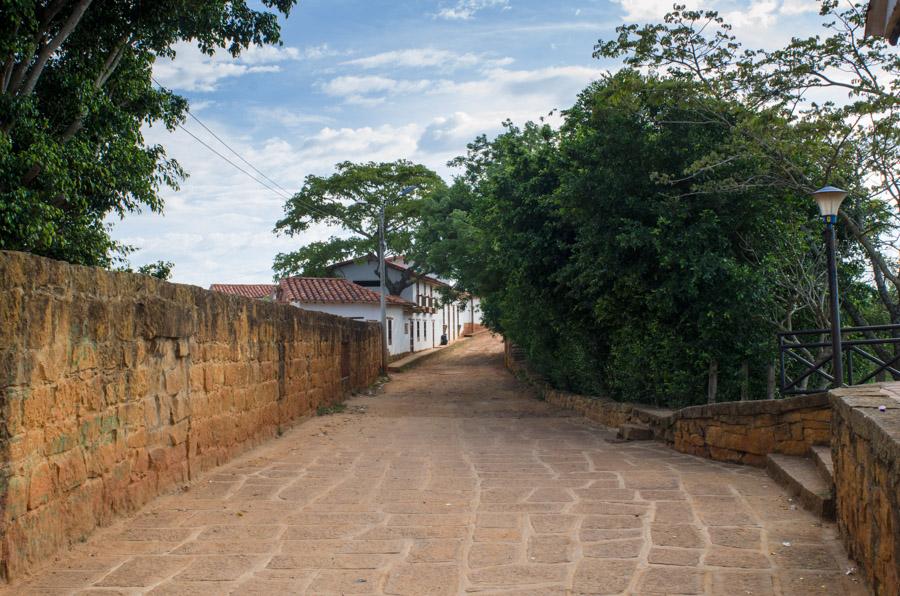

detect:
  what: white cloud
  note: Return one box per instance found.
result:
[320,75,434,105]
[121,60,605,286]
[730,0,780,29]
[153,42,337,92]
[779,0,820,16]
[259,108,335,128]
[343,48,512,71]
[415,65,603,159]
[236,44,302,65]
[436,0,510,20]
[300,124,422,163]
[611,1,823,47]
[428,65,602,98]
[111,1,840,289]
[299,44,347,60]
[614,0,819,24]
[119,119,425,287]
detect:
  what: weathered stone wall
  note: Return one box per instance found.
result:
[831,384,900,595]
[0,251,382,580]
[504,340,831,466]
[540,389,674,437]
[669,394,830,466]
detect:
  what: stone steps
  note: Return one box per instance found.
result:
[809,445,834,485]
[617,423,652,441]
[766,453,835,520]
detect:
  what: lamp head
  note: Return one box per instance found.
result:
[812,186,847,224]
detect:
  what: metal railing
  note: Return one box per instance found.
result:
[778,324,900,394]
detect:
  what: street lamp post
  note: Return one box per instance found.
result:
[378,185,417,374]
[812,185,849,389]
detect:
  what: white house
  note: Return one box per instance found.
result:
[210,257,484,359]
[211,277,415,356]
[329,255,483,354]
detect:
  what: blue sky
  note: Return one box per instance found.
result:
[115,0,826,287]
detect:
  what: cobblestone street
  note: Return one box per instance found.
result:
[5,333,869,595]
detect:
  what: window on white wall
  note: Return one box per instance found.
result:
[387,318,393,345]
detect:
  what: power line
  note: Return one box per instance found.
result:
[152,76,345,223]
[185,109,296,198]
[175,122,292,200]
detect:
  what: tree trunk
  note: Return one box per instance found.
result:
[707,359,718,404]
[18,0,94,96]
[740,361,749,401]
[766,363,776,400]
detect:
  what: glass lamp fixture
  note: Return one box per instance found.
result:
[812,186,848,223]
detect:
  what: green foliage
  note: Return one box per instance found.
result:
[595,2,900,327]
[273,159,445,290]
[136,260,174,280]
[416,69,865,406]
[0,0,297,267]
[415,3,900,406]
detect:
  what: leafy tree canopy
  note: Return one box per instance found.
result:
[136,259,174,280]
[595,1,900,327]
[273,159,445,292]
[1,0,297,267]
[415,0,900,405]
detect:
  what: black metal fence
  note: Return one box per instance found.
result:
[778,324,900,394]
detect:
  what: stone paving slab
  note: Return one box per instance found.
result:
[1,334,871,595]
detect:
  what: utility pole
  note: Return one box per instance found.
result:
[378,185,416,375]
[378,202,388,374]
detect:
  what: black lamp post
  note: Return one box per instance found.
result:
[812,185,848,389]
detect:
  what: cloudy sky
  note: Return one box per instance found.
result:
[115,0,827,288]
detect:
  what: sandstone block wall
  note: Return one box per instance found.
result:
[504,340,831,467]
[831,385,900,595]
[670,394,831,466]
[0,251,382,580]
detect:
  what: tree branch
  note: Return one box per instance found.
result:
[18,0,93,96]
[61,34,130,142]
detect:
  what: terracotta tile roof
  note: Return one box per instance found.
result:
[209,284,276,299]
[276,277,414,306]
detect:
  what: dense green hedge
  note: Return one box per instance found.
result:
[415,72,861,407]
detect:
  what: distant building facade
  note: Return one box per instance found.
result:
[210,263,483,359]
[328,256,483,354]
[212,277,414,357]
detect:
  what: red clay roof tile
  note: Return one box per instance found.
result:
[276,277,413,306]
[209,284,276,299]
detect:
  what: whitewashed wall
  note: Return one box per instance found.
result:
[292,302,410,356]
[331,259,479,354]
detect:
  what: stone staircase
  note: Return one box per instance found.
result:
[616,423,653,441]
[765,447,836,520]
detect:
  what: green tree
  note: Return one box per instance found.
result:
[416,69,846,405]
[595,2,899,329]
[136,260,174,280]
[0,0,297,267]
[273,159,445,293]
